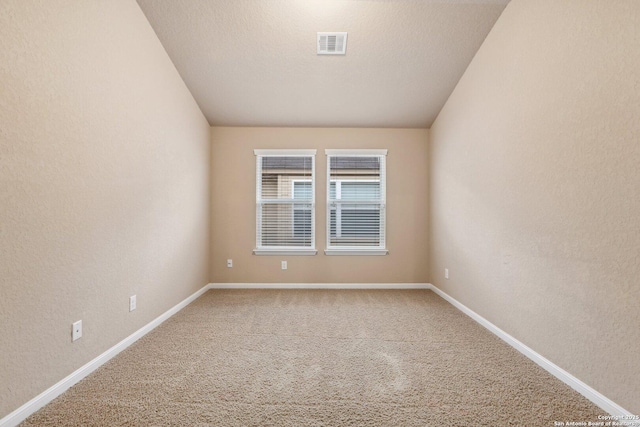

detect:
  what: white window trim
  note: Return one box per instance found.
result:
[324,248,388,256]
[325,149,388,156]
[325,149,388,256]
[254,248,318,256]
[253,149,317,256]
[254,149,317,156]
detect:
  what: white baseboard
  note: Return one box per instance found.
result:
[0,284,211,427]
[208,283,430,289]
[428,283,636,420]
[4,283,634,426]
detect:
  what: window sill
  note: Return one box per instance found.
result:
[324,249,389,256]
[253,249,318,256]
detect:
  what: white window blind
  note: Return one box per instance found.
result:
[325,149,388,255]
[254,150,316,256]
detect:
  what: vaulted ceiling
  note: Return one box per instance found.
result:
[137,0,510,128]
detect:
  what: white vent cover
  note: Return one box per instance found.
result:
[317,32,347,55]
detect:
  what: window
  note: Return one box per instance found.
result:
[325,149,388,255]
[254,150,316,255]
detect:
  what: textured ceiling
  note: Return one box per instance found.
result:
[136,0,510,128]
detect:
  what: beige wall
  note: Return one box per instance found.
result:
[429,0,640,413]
[0,0,210,418]
[211,127,429,284]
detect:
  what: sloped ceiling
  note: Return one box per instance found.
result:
[137,0,510,128]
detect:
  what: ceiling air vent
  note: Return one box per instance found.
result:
[317,32,347,55]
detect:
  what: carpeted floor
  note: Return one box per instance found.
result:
[22,289,604,426]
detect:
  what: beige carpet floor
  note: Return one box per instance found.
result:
[22,289,604,426]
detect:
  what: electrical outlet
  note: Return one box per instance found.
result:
[72,320,82,342]
[445,268,449,279]
[281,261,287,270]
[129,295,137,312]
[227,259,233,268]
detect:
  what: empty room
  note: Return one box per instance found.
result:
[1,0,638,426]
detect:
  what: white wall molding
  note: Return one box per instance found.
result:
[0,284,211,427]
[427,283,636,420]
[5,282,634,426]
[209,283,430,289]
[3,283,428,426]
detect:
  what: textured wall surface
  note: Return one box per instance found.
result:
[429,0,640,413]
[210,127,429,284]
[0,0,210,418]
